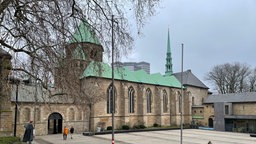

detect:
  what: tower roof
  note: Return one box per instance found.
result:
[165,28,173,76]
[69,21,101,45]
[173,69,209,89]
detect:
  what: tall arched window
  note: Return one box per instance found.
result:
[35,108,40,122]
[146,88,152,113]
[107,84,115,114]
[24,108,30,122]
[77,110,82,120]
[192,97,195,106]
[163,90,168,113]
[69,108,75,121]
[128,86,135,113]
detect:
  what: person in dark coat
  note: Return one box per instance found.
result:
[70,126,74,139]
[23,120,34,144]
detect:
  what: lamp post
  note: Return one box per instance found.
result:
[111,14,115,144]
[14,80,20,137]
[180,43,184,144]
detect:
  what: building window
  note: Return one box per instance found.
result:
[128,86,135,113]
[225,105,229,115]
[69,108,75,121]
[146,88,152,113]
[192,97,195,106]
[107,84,115,114]
[77,112,82,120]
[35,108,40,122]
[24,108,30,122]
[163,90,168,113]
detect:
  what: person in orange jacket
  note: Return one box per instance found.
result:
[63,126,69,140]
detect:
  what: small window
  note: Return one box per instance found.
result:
[192,97,195,106]
[194,110,197,114]
[225,105,229,115]
[200,110,203,113]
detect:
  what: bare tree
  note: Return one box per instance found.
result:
[206,62,250,94]
[248,68,256,92]
[0,1,161,94]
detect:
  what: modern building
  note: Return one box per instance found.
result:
[204,92,256,133]
[113,61,150,74]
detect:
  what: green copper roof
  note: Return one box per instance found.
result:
[69,22,101,45]
[81,61,182,88]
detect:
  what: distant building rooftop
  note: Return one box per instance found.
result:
[204,92,256,104]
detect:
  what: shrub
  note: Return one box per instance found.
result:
[153,123,160,127]
[106,126,112,130]
[122,125,130,130]
[0,136,22,144]
[139,124,146,129]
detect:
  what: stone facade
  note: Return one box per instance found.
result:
[9,76,195,137]
[187,86,209,126]
[10,101,87,137]
[0,49,13,136]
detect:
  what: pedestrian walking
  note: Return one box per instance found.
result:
[208,141,212,144]
[63,126,69,140]
[22,120,34,144]
[70,126,74,139]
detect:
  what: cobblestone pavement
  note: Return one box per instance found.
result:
[34,129,256,144]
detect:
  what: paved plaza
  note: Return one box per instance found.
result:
[34,129,256,144]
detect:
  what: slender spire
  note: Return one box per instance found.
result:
[165,28,173,76]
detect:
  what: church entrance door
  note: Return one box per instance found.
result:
[208,118,213,128]
[48,112,63,134]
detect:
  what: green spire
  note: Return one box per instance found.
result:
[69,21,101,45]
[165,28,173,76]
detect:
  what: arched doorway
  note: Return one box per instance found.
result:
[48,112,63,134]
[208,117,213,128]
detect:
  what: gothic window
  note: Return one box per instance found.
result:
[17,109,21,123]
[107,84,115,114]
[163,90,168,113]
[24,108,31,122]
[128,86,135,113]
[146,88,152,113]
[35,108,40,122]
[69,108,75,121]
[192,97,195,106]
[77,111,82,120]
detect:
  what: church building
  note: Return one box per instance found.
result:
[0,23,209,136]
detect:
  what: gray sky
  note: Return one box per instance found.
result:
[123,0,256,91]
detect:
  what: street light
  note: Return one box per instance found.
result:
[180,43,184,144]
[111,14,115,144]
[13,78,20,137]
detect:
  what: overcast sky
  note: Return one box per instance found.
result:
[123,0,256,91]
